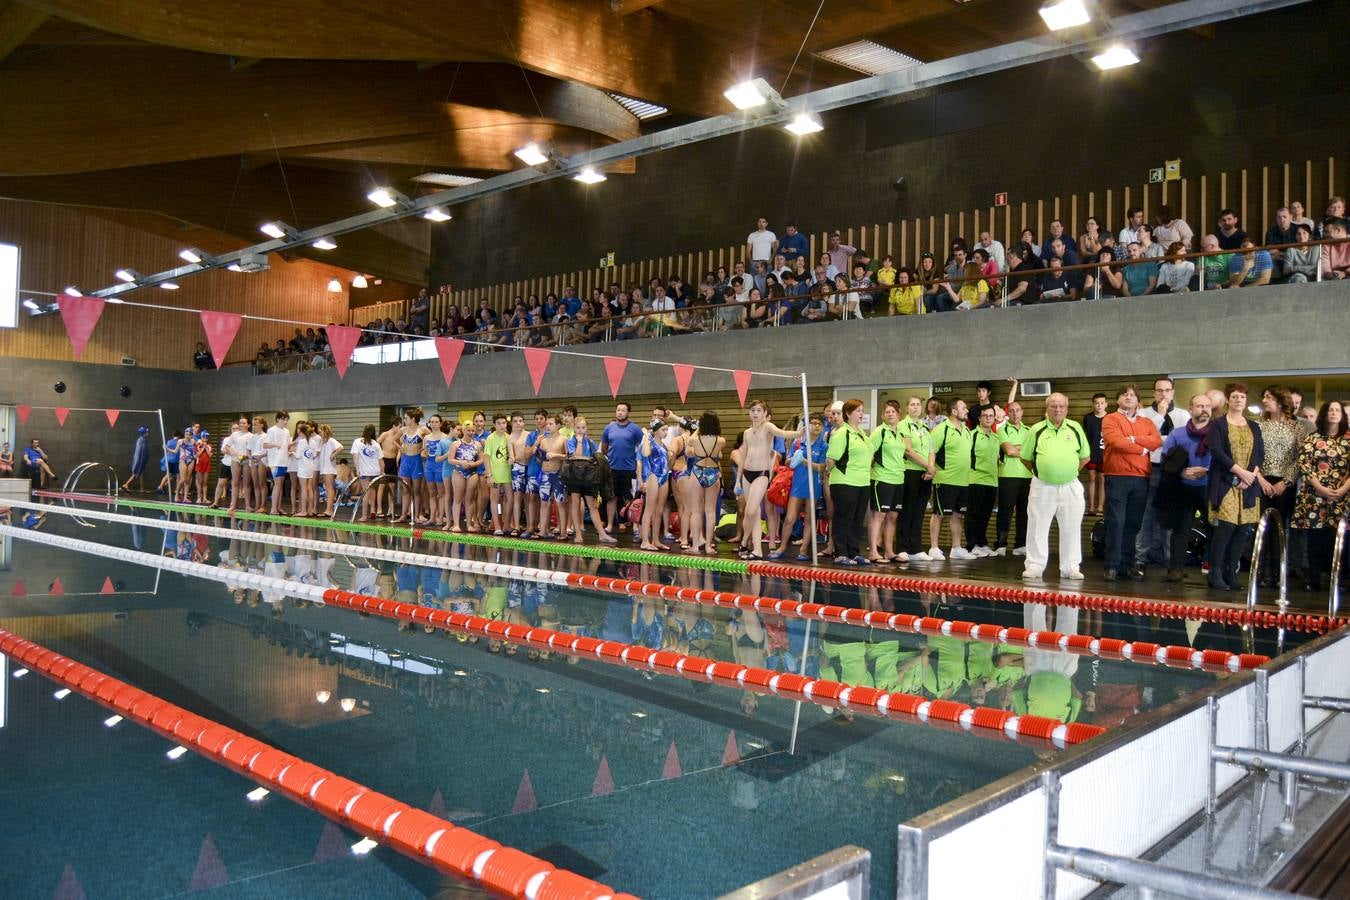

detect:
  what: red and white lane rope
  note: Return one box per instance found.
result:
[5,499,1268,675]
[0,626,631,900]
[0,523,1106,748]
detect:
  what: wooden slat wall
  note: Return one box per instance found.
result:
[0,199,354,370]
[441,154,1342,301]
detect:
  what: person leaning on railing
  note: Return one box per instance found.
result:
[1283,223,1320,282]
[1227,238,1274,288]
[1320,216,1350,279]
[1155,242,1195,294]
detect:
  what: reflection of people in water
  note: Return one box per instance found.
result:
[967,643,1024,709]
[1012,606,1093,722]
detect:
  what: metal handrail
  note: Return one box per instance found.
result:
[1330,513,1348,620]
[349,473,398,524]
[62,462,119,528]
[60,461,100,495]
[1246,507,1288,613]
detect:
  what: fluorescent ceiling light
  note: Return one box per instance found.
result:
[179,248,206,264]
[246,786,270,802]
[259,222,288,239]
[326,278,342,293]
[166,745,189,760]
[114,269,139,283]
[784,112,824,136]
[1039,0,1091,31]
[63,286,82,297]
[23,298,39,311]
[1091,44,1139,70]
[351,837,378,855]
[535,687,550,694]
[815,40,921,76]
[573,167,606,185]
[411,172,482,188]
[11,668,28,678]
[606,92,669,120]
[723,79,771,110]
[226,264,243,272]
[422,207,452,222]
[351,275,369,289]
[53,688,72,700]
[312,237,337,250]
[513,143,549,166]
[367,187,409,209]
[103,714,123,728]
[159,281,179,290]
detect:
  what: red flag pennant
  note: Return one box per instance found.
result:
[200,311,243,371]
[522,348,551,395]
[434,337,465,388]
[661,741,682,780]
[326,325,361,378]
[54,408,70,427]
[16,405,31,424]
[511,769,538,814]
[52,863,86,900]
[672,364,695,403]
[592,755,615,796]
[100,577,115,595]
[722,730,741,766]
[603,357,628,399]
[105,409,120,428]
[189,834,229,891]
[733,370,753,408]
[312,821,347,864]
[10,579,24,597]
[49,577,65,596]
[57,296,105,360]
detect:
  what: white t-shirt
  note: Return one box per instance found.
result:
[352,438,383,478]
[294,434,318,478]
[264,425,291,468]
[746,229,777,261]
[248,432,266,462]
[225,431,252,466]
[219,435,233,468]
[318,436,341,476]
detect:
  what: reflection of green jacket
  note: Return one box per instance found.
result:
[966,644,1024,687]
[921,634,968,698]
[1013,672,1081,722]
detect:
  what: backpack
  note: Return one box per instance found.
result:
[765,465,793,507]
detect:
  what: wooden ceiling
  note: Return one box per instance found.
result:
[0,0,1184,285]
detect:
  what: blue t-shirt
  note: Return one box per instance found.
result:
[1228,249,1273,283]
[790,435,828,498]
[779,231,809,261]
[1123,259,1158,295]
[23,446,42,466]
[601,420,643,471]
[564,295,582,317]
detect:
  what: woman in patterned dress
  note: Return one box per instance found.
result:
[1206,383,1265,591]
[1254,386,1303,586]
[1292,401,1350,592]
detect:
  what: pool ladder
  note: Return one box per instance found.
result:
[1244,508,1288,613]
[1329,513,1348,620]
[60,462,119,527]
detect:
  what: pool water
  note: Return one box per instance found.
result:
[0,507,1310,898]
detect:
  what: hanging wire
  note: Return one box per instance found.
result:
[781,0,829,95]
[263,111,301,228]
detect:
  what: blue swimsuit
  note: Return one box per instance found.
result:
[398,431,424,479]
[643,439,669,487]
[423,437,446,483]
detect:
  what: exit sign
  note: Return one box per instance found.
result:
[1148,167,1164,184]
[993,192,1008,207]
[932,384,954,395]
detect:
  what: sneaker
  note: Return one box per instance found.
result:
[927,547,945,561]
[1021,569,1044,580]
[992,547,1007,557]
[1061,569,1084,580]
[950,548,974,560]
[895,552,910,563]
[854,556,873,566]
[909,551,931,562]
[835,556,856,566]
[1013,547,1027,557]
[972,546,992,558]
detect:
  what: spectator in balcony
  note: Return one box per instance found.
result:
[1319,216,1350,279]
[746,216,777,266]
[1136,224,1164,260]
[1227,238,1274,288]
[830,273,858,319]
[1020,228,1041,260]
[888,266,920,315]
[194,342,214,369]
[650,284,679,334]
[814,253,839,285]
[790,256,809,286]
[1039,255,1077,302]
[1118,206,1145,247]
[1198,234,1230,289]
[977,231,1005,271]
[1289,200,1314,230]
[410,288,431,333]
[1283,223,1319,282]
[254,342,272,362]
[1079,216,1106,258]
[918,251,947,312]
[559,286,580,317]
[799,280,830,323]
[1121,243,1158,296]
[1045,219,1076,256]
[1047,237,1083,291]
[849,262,874,315]
[749,260,768,296]
[827,231,856,275]
[854,248,880,278]
[1003,243,1041,307]
[1264,206,1299,277]
[875,253,896,299]
[1315,196,1346,239]
[1152,205,1193,250]
[526,309,555,347]
[540,294,558,321]
[779,221,808,264]
[615,299,643,340]
[716,285,745,330]
[1215,208,1247,250]
[288,328,306,353]
[1085,248,1125,299]
[1155,242,1195,293]
[711,265,730,295]
[973,248,1000,298]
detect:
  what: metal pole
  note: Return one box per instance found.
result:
[1212,745,1350,781]
[1329,514,1347,619]
[1045,845,1298,899]
[788,588,813,756]
[801,372,819,564]
[155,407,169,503]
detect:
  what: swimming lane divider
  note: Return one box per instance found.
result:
[7,499,1271,675]
[0,522,1105,748]
[38,492,1338,634]
[0,625,632,899]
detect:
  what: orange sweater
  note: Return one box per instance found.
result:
[1101,411,1161,477]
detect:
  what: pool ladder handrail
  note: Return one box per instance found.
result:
[348,473,398,523]
[1329,513,1348,620]
[60,462,119,527]
[1245,507,1288,614]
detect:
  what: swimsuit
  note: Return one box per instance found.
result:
[452,440,480,479]
[535,437,564,501]
[690,438,721,488]
[398,431,424,479]
[423,438,446,483]
[643,440,669,487]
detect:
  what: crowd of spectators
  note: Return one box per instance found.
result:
[242,197,1349,372]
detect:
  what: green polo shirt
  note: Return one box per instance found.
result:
[1021,418,1089,485]
[901,418,933,472]
[998,421,1033,479]
[826,424,871,488]
[970,428,1001,487]
[930,418,972,487]
[869,423,905,484]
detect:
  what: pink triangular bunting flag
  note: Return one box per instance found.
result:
[672,364,695,403]
[17,405,31,424]
[723,730,741,766]
[57,296,105,360]
[52,863,86,900]
[188,833,229,891]
[326,325,361,378]
[54,408,70,427]
[733,370,753,408]
[661,741,682,780]
[11,579,25,597]
[101,577,115,595]
[200,311,243,371]
[522,348,551,395]
[49,578,65,596]
[512,769,538,813]
[312,821,347,863]
[428,788,447,819]
[105,409,120,428]
[603,357,628,399]
[434,337,465,388]
[592,755,614,796]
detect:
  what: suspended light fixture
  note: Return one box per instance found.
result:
[422,207,452,222]
[513,142,550,166]
[367,187,411,209]
[246,787,270,802]
[179,248,213,265]
[573,167,607,185]
[103,714,123,728]
[52,688,71,700]
[351,275,369,289]
[339,697,357,712]
[351,837,379,855]
[723,77,782,110]
[166,745,189,760]
[325,278,342,293]
[311,237,337,250]
[259,221,299,240]
[62,287,82,296]
[159,281,180,290]
[1039,0,1091,31]
[315,690,333,704]
[784,111,824,135]
[114,269,141,283]
[1091,44,1140,69]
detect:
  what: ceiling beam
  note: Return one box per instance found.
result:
[0,1,48,62]
[610,0,664,12]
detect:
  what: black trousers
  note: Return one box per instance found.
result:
[965,484,997,550]
[1104,475,1148,573]
[830,483,869,559]
[1159,482,1209,568]
[995,477,1030,549]
[1209,521,1255,588]
[899,469,932,553]
[1259,479,1297,575]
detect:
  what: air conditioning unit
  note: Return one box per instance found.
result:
[121,356,137,367]
[1020,381,1051,397]
[235,251,270,273]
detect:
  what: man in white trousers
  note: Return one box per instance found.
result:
[1013,393,1090,580]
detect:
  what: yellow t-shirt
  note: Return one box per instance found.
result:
[890,284,921,315]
